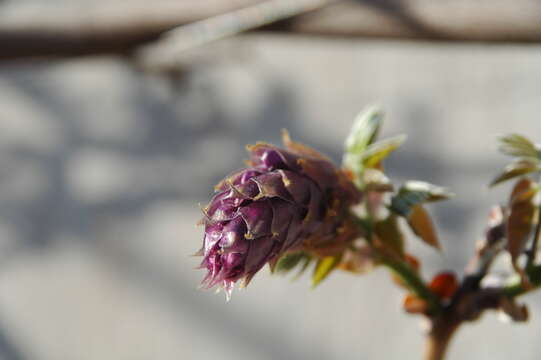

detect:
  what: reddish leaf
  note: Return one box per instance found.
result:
[390,255,421,290]
[506,178,537,268]
[373,215,405,261]
[403,294,429,314]
[429,272,458,300]
[408,204,441,250]
[391,273,409,290]
[405,254,421,272]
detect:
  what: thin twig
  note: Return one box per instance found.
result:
[527,205,541,267]
[421,209,506,360]
[138,0,338,69]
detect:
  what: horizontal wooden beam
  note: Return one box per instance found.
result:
[290,0,541,42]
[0,0,259,60]
[1,0,541,63]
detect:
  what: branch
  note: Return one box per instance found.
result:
[3,0,541,64]
[503,263,541,298]
[421,255,541,360]
[138,0,338,69]
[382,257,442,314]
[462,207,505,291]
[353,217,442,314]
[527,205,541,267]
[424,317,460,360]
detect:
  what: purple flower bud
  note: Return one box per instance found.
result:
[198,132,362,299]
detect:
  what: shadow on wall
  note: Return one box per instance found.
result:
[0,59,299,252]
[0,59,314,360]
[0,52,505,359]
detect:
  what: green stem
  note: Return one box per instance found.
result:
[353,216,442,314]
[382,257,442,314]
[502,264,541,297]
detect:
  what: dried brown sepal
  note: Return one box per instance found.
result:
[281,129,331,161]
[337,246,378,274]
[303,214,362,258]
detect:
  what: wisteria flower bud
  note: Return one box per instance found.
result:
[198,131,362,298]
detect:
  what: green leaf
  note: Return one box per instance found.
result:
[362,134,407,168]
[499,134,541,159]
[343,106,384,187]
[312,255,341,288]
[390,181,453,217]
[490,159,541,187]
[274,252,307,273]
[344,105,383,154]
[294,255,314,279]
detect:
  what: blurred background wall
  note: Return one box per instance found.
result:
[1,1,541,359]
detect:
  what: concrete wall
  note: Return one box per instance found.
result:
[1,31,541,359]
